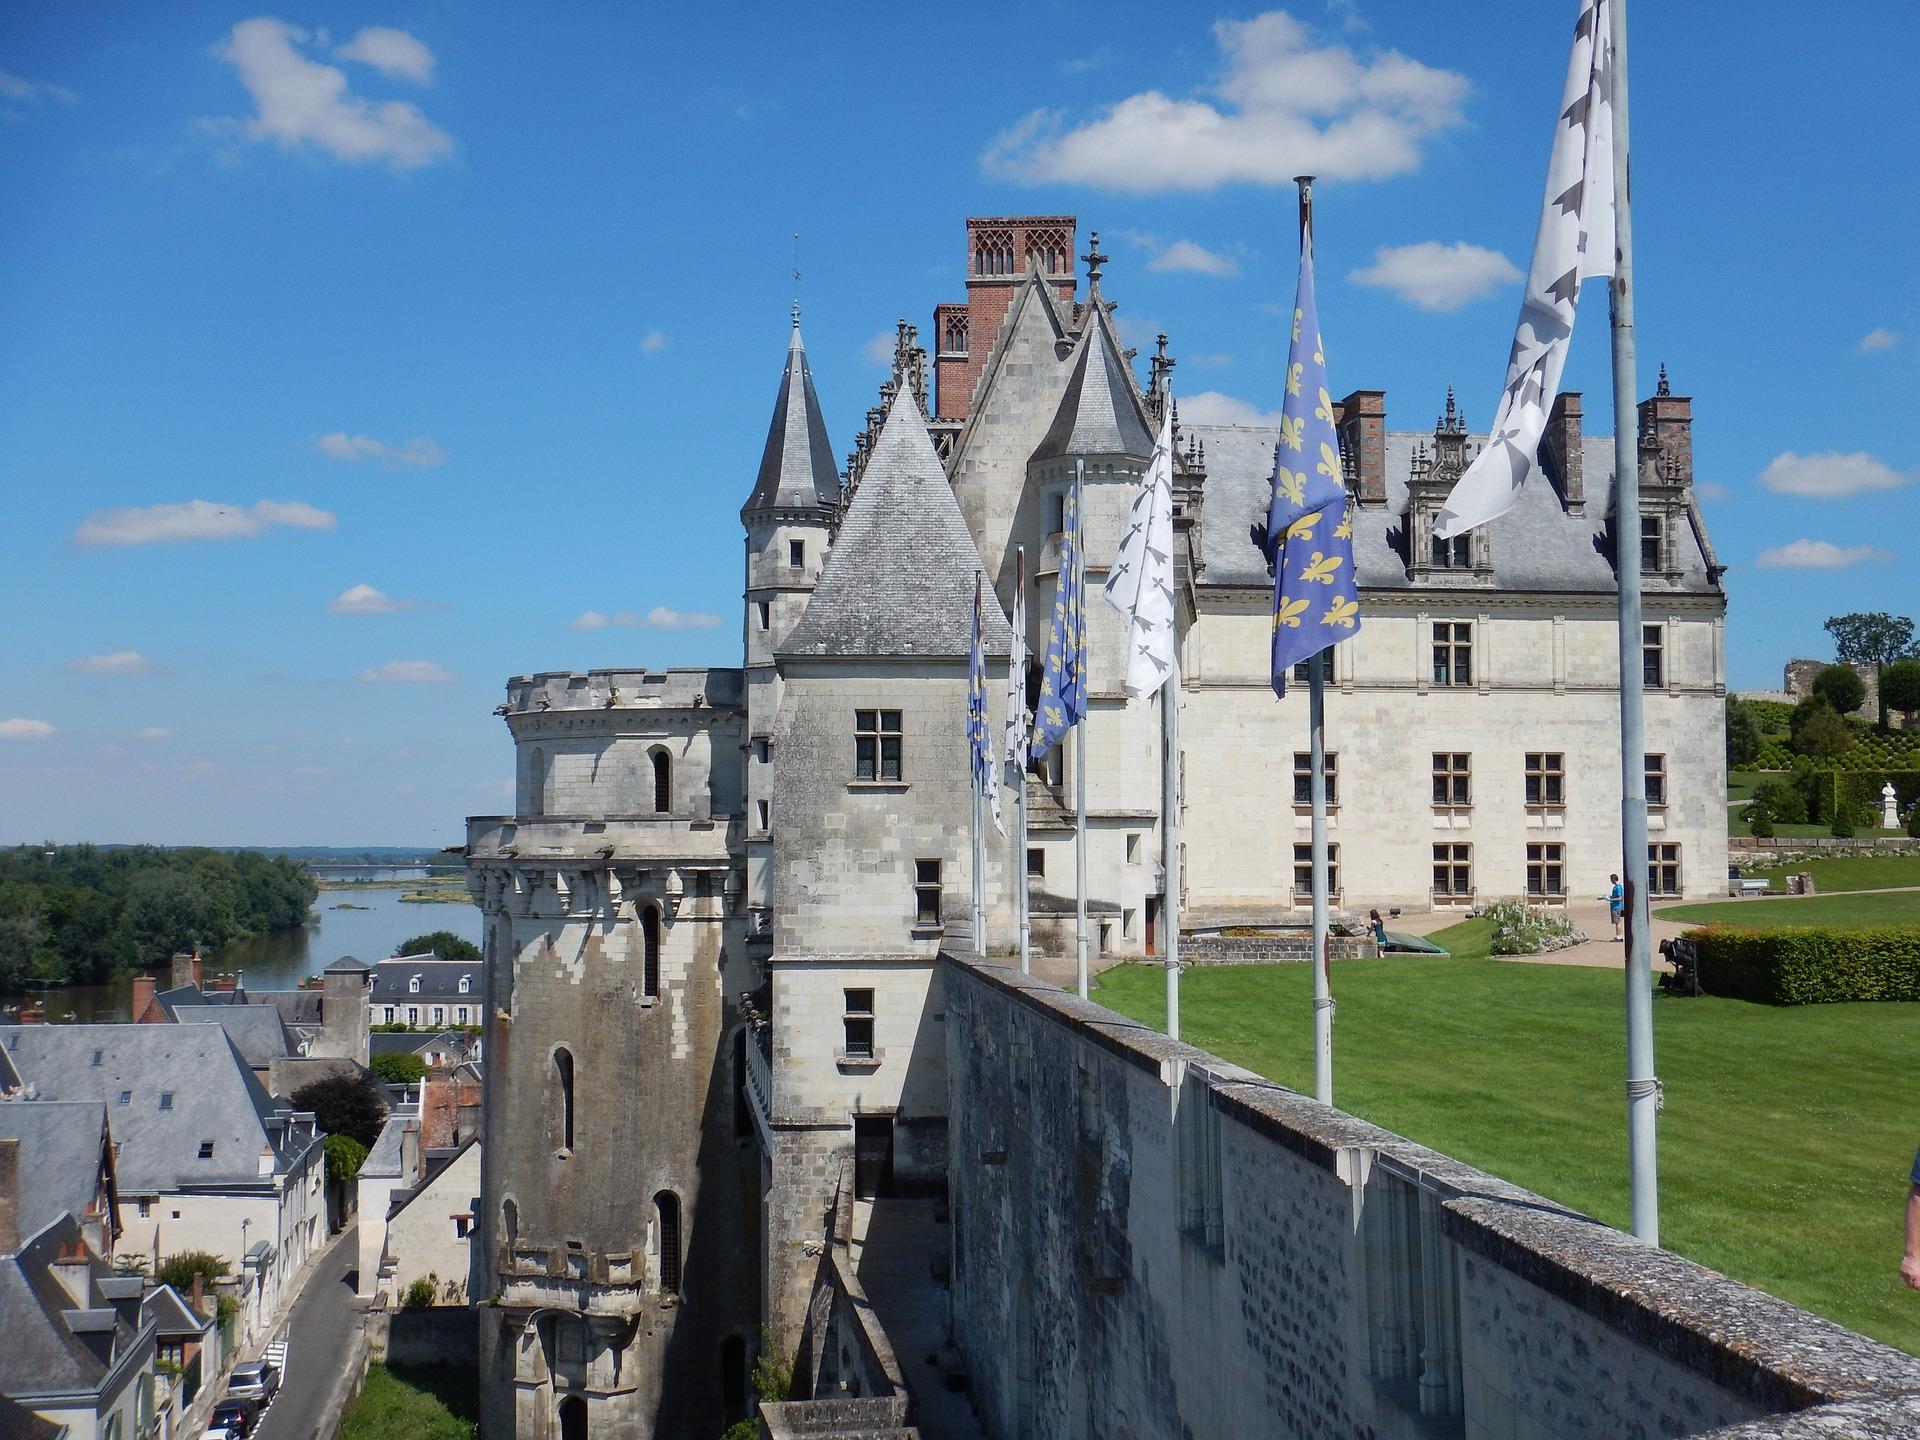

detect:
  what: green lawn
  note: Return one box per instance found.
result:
[1093,957,1920,1357]
[1657,891,1920,929]
[341,1364,478,1440]
[1424,917,1494,959]
[1741,854,1920,894]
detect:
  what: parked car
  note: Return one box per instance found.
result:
[228,1360,281,1403]
[204,1428,241,1440]
[210,1399,258,1437]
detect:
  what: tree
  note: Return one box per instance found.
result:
[1824,612,1917,731]
[291,1070,388,1148]
[323,1133,368,1182]
[154,1250,228,1293]
[398,930,481,963]
[1789,698,1855,759]
[1883,659,1920,719]
[1810,664,1866,716]
[370,1051,427,1086]
[1725,698,1761,766]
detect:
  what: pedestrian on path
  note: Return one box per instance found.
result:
[1606,875,1624,941]
[1903,1147,1920,1292]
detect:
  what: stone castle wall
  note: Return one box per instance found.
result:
[941,952,1920,1440]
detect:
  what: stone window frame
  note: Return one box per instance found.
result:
[1292,751,1339,810]
[1431,622,1473,687]
[1642,623,1665,688]
[854,709,904,783]
[1431,752,1471,810]
[641,905,662,1002]
[654,1190,682,1295]
[1291,842,1341,908]
[1640,513,1664,573]
[1429,530,1472,570]
[650,748,672,815]
[1026,847,1045,879]
[1432,843,1472,903]
[841,988,877,1066]
[787,538,805,568]
[912,859,943,933]
[1649,842,1682,897]
[1526,841,1567,901]
[1644,753,1667,810]
[552,1046,575,1156]
[1524,752,1566,810]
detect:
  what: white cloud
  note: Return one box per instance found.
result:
[1756,451,1912,500]
[1350,241,1520,312]
[1694,481,1731,502]
[1859,327,1900,353]
[327,583,433,615]
[983,12,1468,193]
[1147,239,1240,277]
[75,499,336,547]
[130,728,173,741]
[567,607,723,632]
[0,719,56,741]
[1062,49,1112,75]
[212,18,453,170]
[1755,540,1893,571]
[861,332,896,366]
[357,659,456,684]
[0,68,78,106]
[334,26,434,84]
[312,431,445,468]
[65,650,161,676]
[640,330,671,355]
[1179,390,1285,428]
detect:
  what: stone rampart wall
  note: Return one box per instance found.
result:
[941,952,1920,1440]
[1181,933,1376,965]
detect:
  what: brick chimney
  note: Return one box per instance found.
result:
[18,1003,45,1026]
[1337,391,1387,507]
[132,974,156,1024]
[932,216,1079,421]
[208,975,236,994]
[1545,391,1584,513]
[169,951,202,991]
[1636,364,1692,485]
[0,1139,18,1254]
[190,1271,205,1315]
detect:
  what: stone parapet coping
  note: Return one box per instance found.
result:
[941,949,1920,1428]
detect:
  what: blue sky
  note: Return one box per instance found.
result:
[2,2,1915,845]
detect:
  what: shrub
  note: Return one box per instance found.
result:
[155,1251,228,1293]
[1908,802,1920,839]
[1479,898,1584,955]
[1829,810,1855,838]
[1751,780,1808,824]
[1690,925,1920,1004]
[371,1052,428,1086]
[1747,805,1775,838]
[1791,699,1855,759]
[1811,665,1867,716]
[1798,769,1920,824]
[402,1276,438,1309]
[325,1133,369,1181]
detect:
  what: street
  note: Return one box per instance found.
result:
[254,1222,362,1440]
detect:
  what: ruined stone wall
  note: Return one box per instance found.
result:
[942,953,1920,1440]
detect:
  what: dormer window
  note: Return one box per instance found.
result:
[198,1141,215,1159]
[409,976,421,993]
[1430,533,1471,569]
[1640,514,1663,572]
[458,976,470,994]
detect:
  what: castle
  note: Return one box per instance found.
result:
[452,217,1920,1440]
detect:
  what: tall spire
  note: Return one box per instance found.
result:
[742,318,841,519]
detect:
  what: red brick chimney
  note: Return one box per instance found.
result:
[190,1271,205,1315]
[18,1004,45,1026]
[1636,365,1692,484]
[1337,391,1387,507]
[0,1140,18,1254]
[1545,391,1584,513]
[132,974,157,1024]
[933,216,1079,421]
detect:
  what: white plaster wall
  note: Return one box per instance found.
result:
[385,1142,483,1304]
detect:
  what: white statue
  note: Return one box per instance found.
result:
[1884,782,1900,830]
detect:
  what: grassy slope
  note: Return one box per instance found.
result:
[1094,957,1920,1357]
[341,1364,479,1440]
[1741,854,1920,893]
[1425,917,1494,960]
[1658,891,1920,929]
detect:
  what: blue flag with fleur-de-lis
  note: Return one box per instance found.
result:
[1266,233,1361,697]
[969,574,1005,836]
[1031,482,1086,755]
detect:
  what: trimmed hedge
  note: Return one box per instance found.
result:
[1689,925,1920,1005]
[1799,769,1920,825]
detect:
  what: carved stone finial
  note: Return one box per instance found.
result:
[791,300,801,330]
[1083,230,1108,287]
[1439,386,1464,434]
[1656,361,1671,397]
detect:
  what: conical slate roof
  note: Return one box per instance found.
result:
[742,322,841,517]
[1030,308,1153,464]
[779,390,1011,660]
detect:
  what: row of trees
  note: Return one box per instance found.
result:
[1823,612,1920,731]
[0,845,317,990]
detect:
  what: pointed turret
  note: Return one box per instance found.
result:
[781,388,1010,660]
[1030,305,1153,466]
[742,312,842,520]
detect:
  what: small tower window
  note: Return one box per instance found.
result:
[788,539,805,567]
[652,749,671,814]
[757,601,771,630]
[554,1047,575,1152]
[655,1191,682,1294]
[642,906,661,999]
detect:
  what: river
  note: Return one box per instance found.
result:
[1,867,483,1024]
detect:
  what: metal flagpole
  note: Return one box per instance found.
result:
[1607,0,1658,1246]
[1298,175,1334,1107]
[1074,457,1091,1001]
[1164,634,1182,1040]
[1014,547,1033,975]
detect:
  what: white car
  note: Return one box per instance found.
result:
[227,1359,281,1403]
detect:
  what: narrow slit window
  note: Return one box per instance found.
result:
[652,749,671,814]
[1644,753,1667,808]
[655,1191,681,1295]
[642,906,661,999]
[554,1047,575,1151]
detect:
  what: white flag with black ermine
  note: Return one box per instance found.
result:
[1436,0,1615,538]
[1102,402,1177,699]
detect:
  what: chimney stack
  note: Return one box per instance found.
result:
[1336,391,1387,507]
[18,1004,45,1026]
[0,1140,18,1255]
[132,974,157,1024]
[169,951,202,991]
[1636,366,1692,485]
[190,1270,205,1315]
[1545,391,1585,513]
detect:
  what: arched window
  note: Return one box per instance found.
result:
[502,1198,518,1246]
[655,1191,681,1295]
[651,749,671,814]
[721,1335,747,1414]
[554,1048,575,1151]
[558,1395,587,1440]
[641,906,661,1000]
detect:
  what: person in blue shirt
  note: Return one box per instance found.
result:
[1368,909,1387,951]
[1904,1148,1920,1291]
[1606,874,1624,941]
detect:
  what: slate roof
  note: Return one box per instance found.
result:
[0,1103,109,1244]
[0,1213,147,1402]
[1189,421,1719,594]
[169,1004,300,1069]
[1031,306,1153,464]
[369,956,483,1003]
[0,1393,66,1440]
[780,389,1013,661]
[360,1109,416,1181]
[139,1283,208,1339]
[1,1024,293,1192]
[369,1030,471,1061]
[742,322,842,516]
[324,954,374,974]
